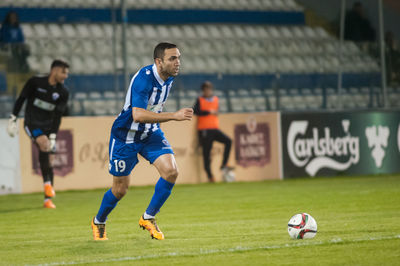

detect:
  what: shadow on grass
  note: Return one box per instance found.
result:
[0,206,43,213]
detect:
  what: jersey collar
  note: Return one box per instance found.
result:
[152,64,166,86]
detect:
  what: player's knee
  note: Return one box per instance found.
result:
[164,167,179,182]
[112,181,129,199]
[112,185,128,199]
[36,137,50,152]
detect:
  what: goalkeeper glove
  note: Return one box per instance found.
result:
[49,133,57,153]
[7,114,18,137]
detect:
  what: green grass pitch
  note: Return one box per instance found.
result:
[0,175,399,265]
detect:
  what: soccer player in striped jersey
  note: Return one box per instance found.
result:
[91,42,193,240]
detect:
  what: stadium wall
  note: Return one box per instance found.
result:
[0,120,21,194]
[4,110,399,194]
[65,73,381,93]
[0,7,305,25]
[17,113,281,193]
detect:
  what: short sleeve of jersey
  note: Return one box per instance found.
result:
[131,70,152,109]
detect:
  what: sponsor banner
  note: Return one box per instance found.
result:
[31,130,74,177]
[19,113,280,193]
[234,118,270,167]
[281,111,400,178]
[0,119,21,194]
[221,113,280,182]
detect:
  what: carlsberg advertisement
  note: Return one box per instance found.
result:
[281,111,400,178]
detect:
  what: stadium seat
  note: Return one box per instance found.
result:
[9,0,384,116]
[218,96,228,112]
[164,98,178,112]
[76,24,91,38]
[32,24,49,38]
[3,0,305,9]
[280,96,295,110]
[27,56,42,72]
[254,97,267,111]
[88,91,102,99]
[230,97,245,112]
[74,92,88,99]
[180,98,195,109]
[21,24,35,39]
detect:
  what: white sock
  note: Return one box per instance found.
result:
[94,217,106,224]
[143,212,155,220]
[44,181,51,186]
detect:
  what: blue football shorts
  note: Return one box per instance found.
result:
[108,129,174,176]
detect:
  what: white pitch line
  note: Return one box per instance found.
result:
[30,234,400,266]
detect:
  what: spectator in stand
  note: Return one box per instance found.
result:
[0,11,29,72]
[344,2,375,42]
[0,11,24,44]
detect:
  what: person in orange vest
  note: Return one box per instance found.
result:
[193,81,233,182]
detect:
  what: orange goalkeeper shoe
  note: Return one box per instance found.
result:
[44,183,55,198]
[139,215,165,240]
[43,199,56,209]
[91,218,108,241]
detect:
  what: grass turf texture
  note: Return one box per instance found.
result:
[0,175,399,265]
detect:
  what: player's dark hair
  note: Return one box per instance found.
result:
[154,42,178,60]
[51,59,69,69]
[3,11,20,26]
[201,81,213,91]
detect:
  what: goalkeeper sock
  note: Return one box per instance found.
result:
[49,169,54,185]
[39,151,51,183]
[145,177,175,216]
[95,189,119,223]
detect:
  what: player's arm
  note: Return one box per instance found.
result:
[193,98,210,116]
[130,70,193,123]
[7,78,35,137]
[132,107,193,123]
[193,97,218,116]
[12,77,35,117]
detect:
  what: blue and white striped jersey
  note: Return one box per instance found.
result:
[111,64,174,143]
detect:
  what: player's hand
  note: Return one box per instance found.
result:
[7,114,18,137]
[210,110,218,115]
[174,108,193,121]
[49,133,57,153]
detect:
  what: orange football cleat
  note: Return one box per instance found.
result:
[91,218,108,240]
[139,215,165,240]
[43,199,56,209]
[44,183,55,198]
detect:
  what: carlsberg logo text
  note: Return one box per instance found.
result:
[287,120,360,176]
[294,128,359,158]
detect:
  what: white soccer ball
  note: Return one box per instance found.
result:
[287,213,317,239]
[222,169,235,182]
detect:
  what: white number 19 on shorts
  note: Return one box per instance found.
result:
[113,159,126,173]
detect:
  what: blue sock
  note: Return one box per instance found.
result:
[95,189,119,223]
[145,177,175,216]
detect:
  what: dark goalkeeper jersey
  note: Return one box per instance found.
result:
[12,75,69,133]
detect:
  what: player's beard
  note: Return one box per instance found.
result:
[161,65,179,78]
[169,65,180,77]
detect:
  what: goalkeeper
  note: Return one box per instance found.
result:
[7,59,70,208]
